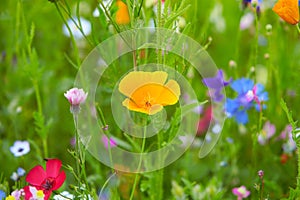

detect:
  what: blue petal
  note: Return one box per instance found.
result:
[231,78,254,95]
[256,84,268,101]
[225,98,239,115]
[0,190,6,200]
[235,110,249,124]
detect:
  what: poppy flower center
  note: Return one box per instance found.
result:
[143,93,154,108]
[42,178,55,191]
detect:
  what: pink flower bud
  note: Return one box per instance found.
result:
[64,88,88,106]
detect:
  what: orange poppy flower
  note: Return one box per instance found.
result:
[115,0,130,25]
[118,71,181,115]
[272,0,299,25]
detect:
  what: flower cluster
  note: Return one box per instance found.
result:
[225,78,268,124]
[5,159,66,200]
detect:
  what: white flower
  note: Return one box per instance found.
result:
[62,17,91,40]
[209,2,226,33]
[10,172,18,181]
[10,140,30,157]
[53,191,74,200]
[240,12,254,30]
[29,186,44,200]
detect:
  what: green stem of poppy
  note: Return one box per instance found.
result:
[297,24,300,34]
[129,126,147,200]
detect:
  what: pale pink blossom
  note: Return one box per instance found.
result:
[232,185,250,200]
[258,121,276,145]
[64,88,88,106]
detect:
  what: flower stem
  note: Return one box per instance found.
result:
[129,126,147,200]
[73,114,81,187]
[73,113,89,191]
[297,24,300,34]
[99,172,117,199]
[33,80,48,158]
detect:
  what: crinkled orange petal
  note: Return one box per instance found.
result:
[122,98,163,115]
[119,71,168,98]
[273,0,299,25]
[116,0,130,25]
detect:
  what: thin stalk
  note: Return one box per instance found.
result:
[99,172,117,199]
[297,146,300,191]
[156,132,163,200]
[57,1,94,46]
[129,126,147,200]
[73,114,81,187]
[97,105,114,171]
[156,0,163,67]
[73,113,89,191]
[253,9,259,70]
[54,2,81,67]
[33,80,48,158]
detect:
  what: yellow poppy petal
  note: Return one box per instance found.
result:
[119,71,168,97]
[116,0,130,25]
[164,80,181,99]
[273,0,299,25]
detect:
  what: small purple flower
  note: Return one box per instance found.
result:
[102,135,117,148]
[10,140,30,157]
[232,185,251,200]
[258,121,276,145]
[225,78,268,124]
[203,70,232,102]
[64,88,88,114]
[258,170,264,179]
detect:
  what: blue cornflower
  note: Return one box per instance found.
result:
[0,190,6,200]
[203,70,232,102]
[225,78,268,124]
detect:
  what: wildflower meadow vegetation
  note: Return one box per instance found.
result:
[1,0,300,199]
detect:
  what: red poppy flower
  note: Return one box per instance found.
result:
[25,159,66,200]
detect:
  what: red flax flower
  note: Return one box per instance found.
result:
[25,159,66,200]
